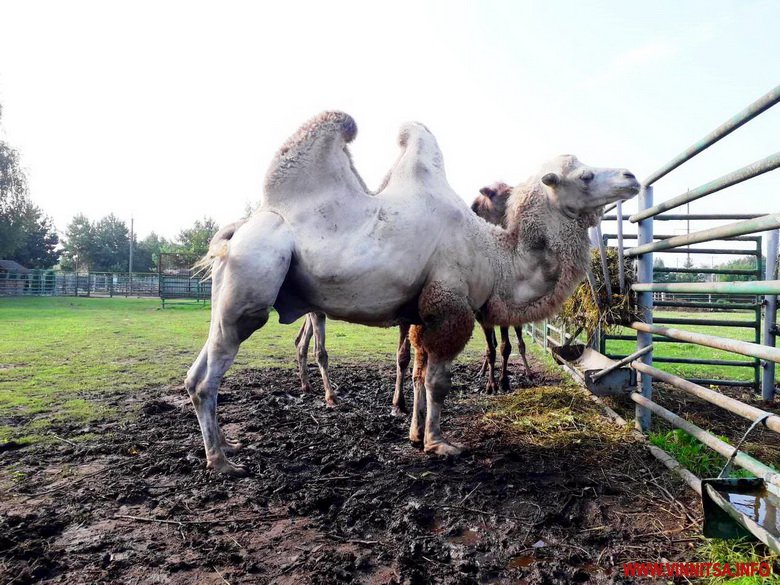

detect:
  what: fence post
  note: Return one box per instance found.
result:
[635,185,654,432]
[763,228,779,400]
[755,237,764,392]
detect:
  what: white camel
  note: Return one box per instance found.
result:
[294,182,516,410]
[186,111,639,475]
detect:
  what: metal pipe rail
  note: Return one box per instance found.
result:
[630,321,780,364]
[653,267,757,276]
[632,280,780,295]
[625,213,780,256]
[631,361,780,434]
[653,300,760,310]
[606,233,762,242]
[630,356,754,368]
[603,214,765,221]
[643,85,780,187]
[653,317,759,329]
[650,247,759,256]
[632,152,780,223]
[631,393,780,489]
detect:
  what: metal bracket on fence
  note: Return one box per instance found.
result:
[719,413,773,479]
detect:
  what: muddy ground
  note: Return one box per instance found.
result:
[1,360,707,584]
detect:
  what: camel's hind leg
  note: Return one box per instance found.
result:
[481,325,499,394]
[310,312,337,407]
[295,314,315,394]
[498,326,512,392]
[391,323,411,417]
[186,308,269,476]
[185,210,293,475]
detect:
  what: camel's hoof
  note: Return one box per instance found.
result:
[409,430,424,445]
[499,379,511,393]
[222,440,243,454]
[390,405,407,417]
[424,441,463,457]
[325,396,338,408]
[484,382,497,395]
[208,459,248,477]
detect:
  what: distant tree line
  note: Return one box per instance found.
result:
[653,255,769,283]
[1,99,224,273]
[60,214,219,273]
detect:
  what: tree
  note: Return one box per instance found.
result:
[135,232,172,272]
[675,256,705,283]
[92,214,130,272]
[61,214,96,271]
[652,257,672,283]
[10,201,60,268]
[176,217,219,257]
[0,104,60,267]
[716,256,759,282]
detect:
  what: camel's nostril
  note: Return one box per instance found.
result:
[623,171,636,180]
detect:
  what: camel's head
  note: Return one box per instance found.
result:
[471,181,513,225]
[480,181,512,203]
[539,155,640,224]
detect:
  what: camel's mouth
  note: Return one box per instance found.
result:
[604,179,641,204]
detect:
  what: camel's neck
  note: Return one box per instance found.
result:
[483,186,592,326]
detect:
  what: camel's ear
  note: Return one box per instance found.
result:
[479,186,496,198]
[541,173,560,187]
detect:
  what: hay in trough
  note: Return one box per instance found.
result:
[559,246,638,340]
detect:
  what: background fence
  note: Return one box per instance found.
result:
[0,269,211,301]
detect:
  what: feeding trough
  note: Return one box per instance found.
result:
[551,343,645,396]
[702,478,780,554]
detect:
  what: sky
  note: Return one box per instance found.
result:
[0,0,778,265]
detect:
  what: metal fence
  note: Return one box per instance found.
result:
[0,269,211,302]
[526,84,780,551]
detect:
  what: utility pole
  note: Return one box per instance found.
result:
[686,201,690,267]
[128,215,134,297]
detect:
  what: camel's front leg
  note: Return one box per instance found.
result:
[515,326,533,379]
[423,359,462,456]
[310,312,337,407]
[415,282,474,455]
[391,323,411,416]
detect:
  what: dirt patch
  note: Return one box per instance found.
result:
[1,360,701,584]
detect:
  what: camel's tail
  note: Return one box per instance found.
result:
[192,219,248,280]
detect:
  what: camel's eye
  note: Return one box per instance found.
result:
[581,171,594,183]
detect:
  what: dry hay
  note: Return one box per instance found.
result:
[482,383,633,449]
[559,246,638,341]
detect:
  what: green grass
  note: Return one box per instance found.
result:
[0,296,487,444]
[605,310,777,384]
[648,429,757,479]
[696,538,779,584]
